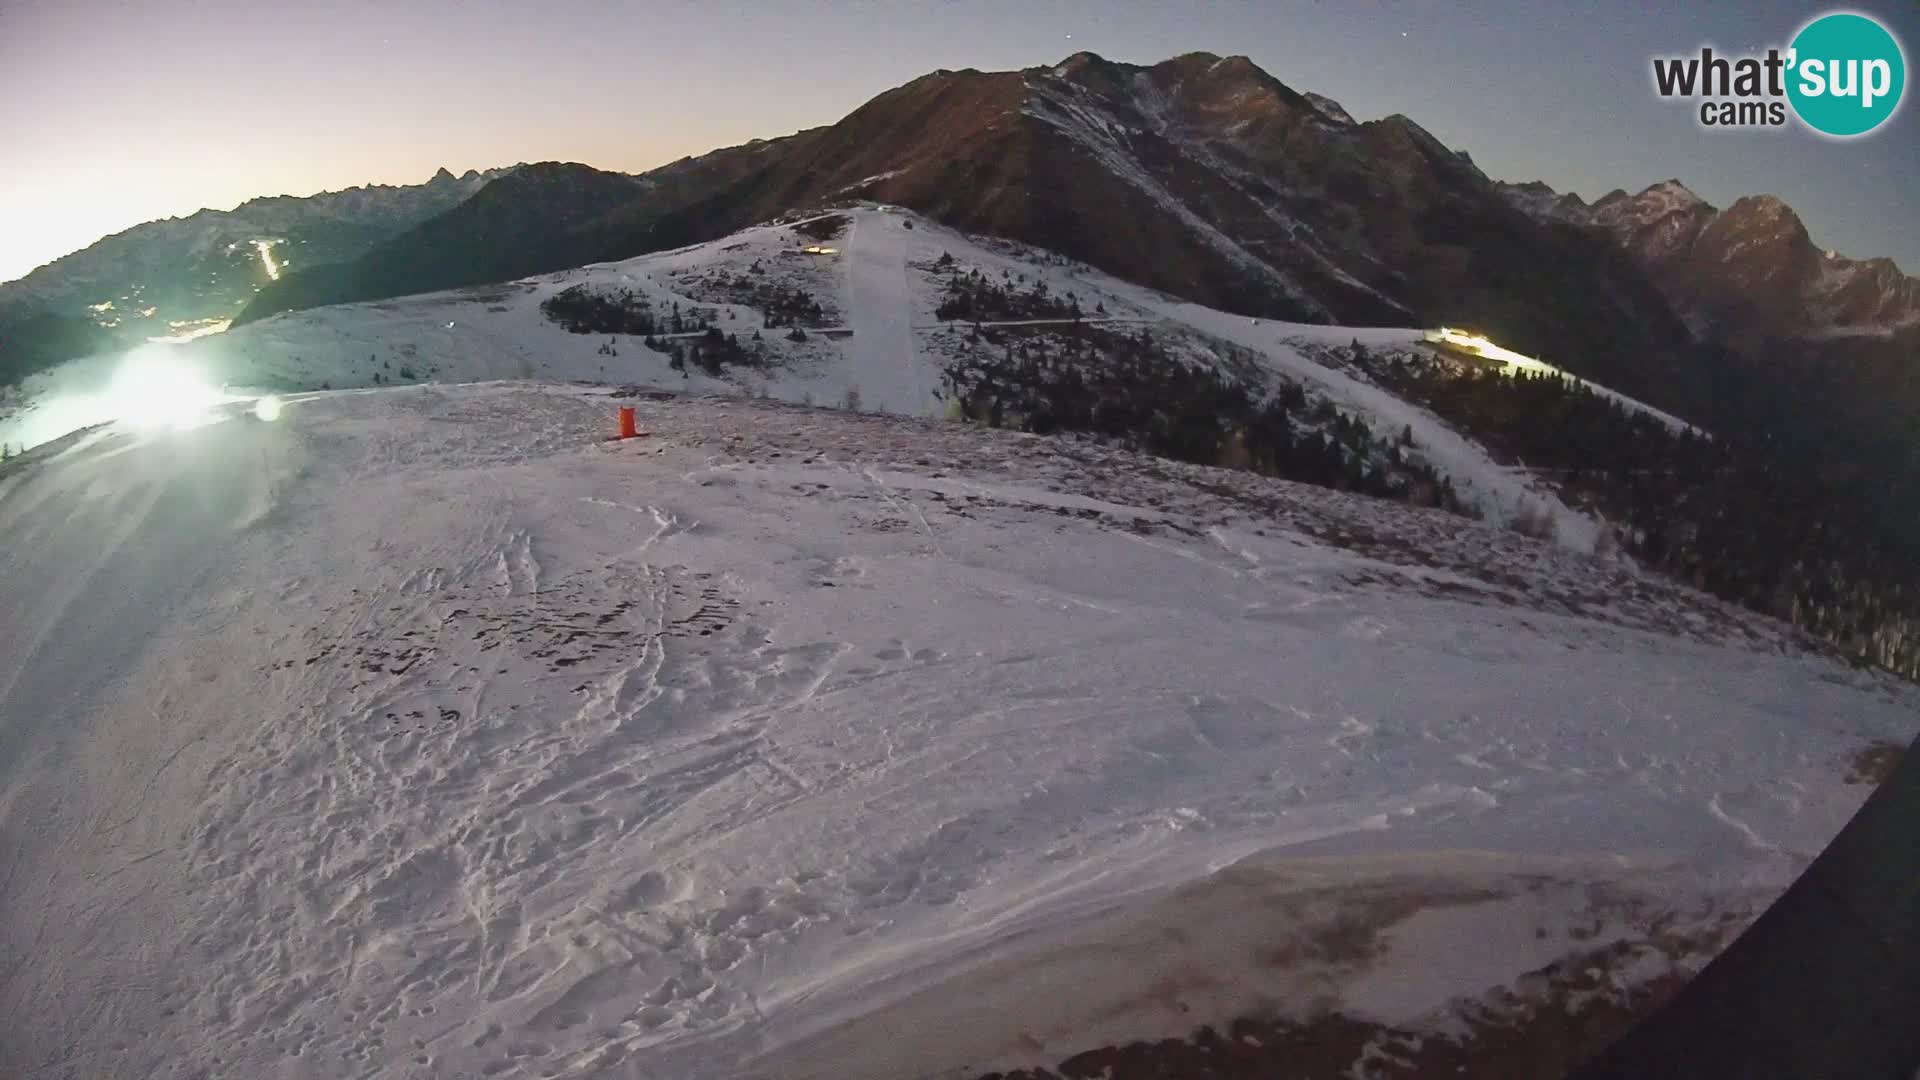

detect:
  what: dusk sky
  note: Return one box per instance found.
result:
[3,0,1916,285]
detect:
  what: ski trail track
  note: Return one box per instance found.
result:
[841,210,940,416]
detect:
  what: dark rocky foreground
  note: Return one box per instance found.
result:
[969,943,1699,1080]
[972,734,1919,1080]
[1573,733,1920,1080]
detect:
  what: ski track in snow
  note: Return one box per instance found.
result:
[841,212,940,417]
[1,383,1915,1080]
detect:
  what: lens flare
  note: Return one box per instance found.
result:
[110,350,223,432]
[253,395,284,422]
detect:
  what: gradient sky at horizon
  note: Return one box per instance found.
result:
[3,0,1917,284]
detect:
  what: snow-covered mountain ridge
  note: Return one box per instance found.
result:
[228,52,1698,430]
[2,207,1667,549]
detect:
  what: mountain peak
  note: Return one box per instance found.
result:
[1039,50,1119,87]
[1303,90,1357,125]
[1375,113,1451,154]
[1045,50,1136,87]
[1641,178,1704,206]
[1729,193,1793,217]
[1153,51,1271,85]
[430,167,458,184]
[1055,49,1113,71]
[1206,53,1261,73]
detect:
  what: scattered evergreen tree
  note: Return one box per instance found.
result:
[540,285,658,336]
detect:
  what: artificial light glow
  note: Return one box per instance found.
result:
[110,350,224,432]
[254,239,280,281]
[1427,327,1558,375]
[147,319,232,344]
[252,395,284,422]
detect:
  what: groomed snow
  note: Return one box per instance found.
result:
[1,383,1912,1079]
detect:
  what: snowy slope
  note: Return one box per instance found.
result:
[1,206,1665,554]
[1,383,1913,1080]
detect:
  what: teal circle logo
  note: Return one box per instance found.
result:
[1787,12,1906,137]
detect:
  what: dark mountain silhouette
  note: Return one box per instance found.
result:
[0,167,513,386]
[237,53,1705,417]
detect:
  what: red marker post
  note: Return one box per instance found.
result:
[618,406,638,439]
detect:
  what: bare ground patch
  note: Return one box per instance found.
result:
[975,932,1729,1080]
[1845,739,1906,785]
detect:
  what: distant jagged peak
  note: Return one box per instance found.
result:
[1493,179,1597,224]
[1052,49,1121,75]
[1706,194,1812,253]
[1146,50,1264,79]
[1154,51,1307,100]
[1370,113,1461,162]
[1303,91,1357,125]
[1638,177,1706,206]
[1584,178,1718,232]
[1039,50,1276,105]
[1724,192,1796,220]
[1034,49,1135,98]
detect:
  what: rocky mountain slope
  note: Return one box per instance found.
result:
[1496,179,1920,583]
[1499,177,1920,348]
[0,167,514,362]
[4,207,1619,546]
[238,53,1702,419]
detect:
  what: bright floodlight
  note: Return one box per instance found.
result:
[110,349,222,432]
[253,395,284,422]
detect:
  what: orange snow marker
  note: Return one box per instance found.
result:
[610,406,649,441]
